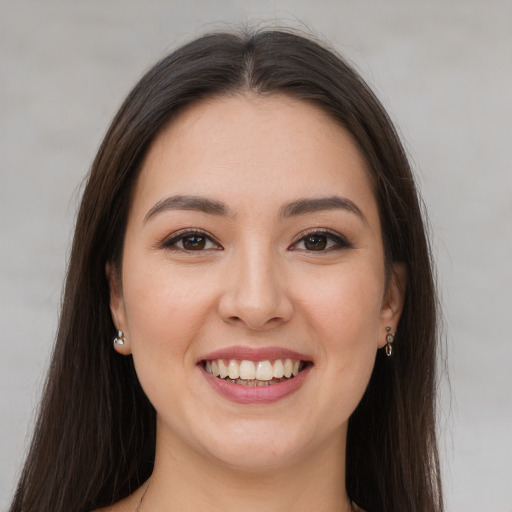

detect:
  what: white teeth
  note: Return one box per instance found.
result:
[273,359,284,378]
[283,359,293,378]
[239,360,256,380]
[218,359,228,378]
[228,360,239,379]
[204,357,307,383]
[255,360,273,381]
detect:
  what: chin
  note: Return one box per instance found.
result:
[207,441,305,473]
[196,418,319,472]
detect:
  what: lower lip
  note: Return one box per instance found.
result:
[199,364,312,404]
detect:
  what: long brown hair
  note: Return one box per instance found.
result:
[10,28,443,512]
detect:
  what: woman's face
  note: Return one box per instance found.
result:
[109,94,404,471]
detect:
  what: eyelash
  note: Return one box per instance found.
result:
[289,229,353,252]
[161,229,222,251]
[161,228,353,253]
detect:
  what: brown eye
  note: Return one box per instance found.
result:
[290,230,353,252]
[182,235,206,250]
[162,230,221,251]
[304,235,327,251]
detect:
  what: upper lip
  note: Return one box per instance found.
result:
[197,346,312,364]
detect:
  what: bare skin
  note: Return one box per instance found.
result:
[99,94,404,512]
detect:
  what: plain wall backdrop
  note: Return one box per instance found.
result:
[1,1,511,510]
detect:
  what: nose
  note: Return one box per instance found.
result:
[217,244,294,330]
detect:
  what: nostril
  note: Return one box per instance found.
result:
[226,315,285,330]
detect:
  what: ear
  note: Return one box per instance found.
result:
[106,262,131,355]
[378,263,407,348]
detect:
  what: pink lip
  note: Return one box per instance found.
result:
[197,346,312,364]
[199,363,312,404]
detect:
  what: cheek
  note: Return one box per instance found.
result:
[304,264,383,340]
[120,263,219,414]
[121,261,219,365]
[299,262,384,397]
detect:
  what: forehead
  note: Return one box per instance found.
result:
[132,93,378,224]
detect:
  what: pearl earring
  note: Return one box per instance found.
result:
[113,330,126,348]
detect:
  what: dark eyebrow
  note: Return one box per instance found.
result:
[280,196,367,224]
[144,195,232,223]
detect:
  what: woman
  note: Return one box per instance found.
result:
[9,28,443,512]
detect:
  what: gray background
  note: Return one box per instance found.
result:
[1,1,511,511]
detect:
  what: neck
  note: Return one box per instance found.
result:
[141,421,352,512]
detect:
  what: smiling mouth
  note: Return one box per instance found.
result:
[202,358,310,387]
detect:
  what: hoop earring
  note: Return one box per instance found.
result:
[113,330,126,348]
[385,326,395,357]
